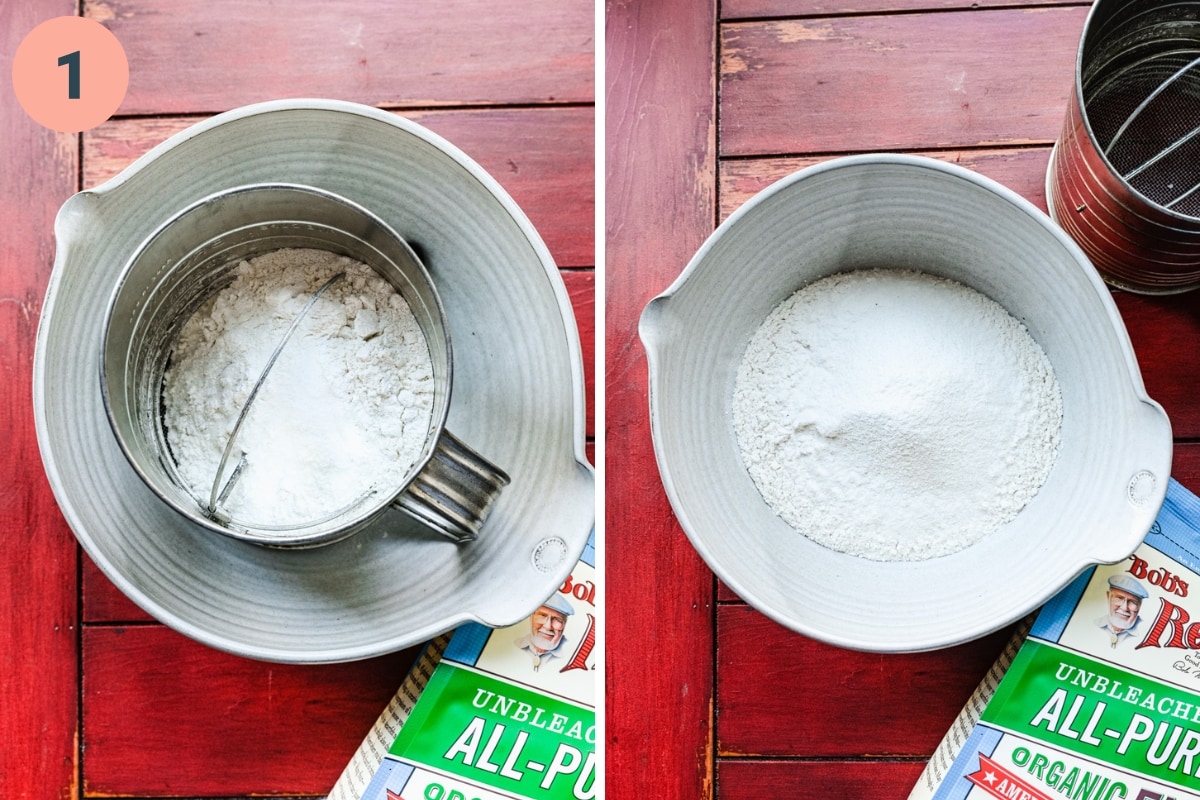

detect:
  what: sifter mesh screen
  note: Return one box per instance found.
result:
[1081,3,1200,219]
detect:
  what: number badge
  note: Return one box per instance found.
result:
[12,16,129,133]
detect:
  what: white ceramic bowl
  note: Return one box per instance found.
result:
[35,99,594,663]
[640,154,1172,652]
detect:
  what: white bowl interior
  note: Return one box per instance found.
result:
[641,155,1171,652]
[36,100,594,662]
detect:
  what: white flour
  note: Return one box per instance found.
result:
[163,248,435,529]
[732,269,1062,562]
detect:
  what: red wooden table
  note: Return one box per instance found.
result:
[10,1,1200,798]
[1,2,593,797]
[606,1,1200,798]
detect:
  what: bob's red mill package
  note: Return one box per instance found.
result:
[910,478,1200,800]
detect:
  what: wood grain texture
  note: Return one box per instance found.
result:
[717,758,927,799]
[605,0,719,797]
[719,147,1053,220]
[716,606,1014,757]
[1114,291,1200,441]
[83,557,153,623]
[82,626,419,796]
[565,269,597,441]
[1173,444,1200,488]
[405,108,596,269]
[722,0,1081,20]
[83,106,594,268]
[1,4,83,799]
[720,7,1087,157]
[84,0,594,114]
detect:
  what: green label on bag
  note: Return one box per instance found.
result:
[390,664,596,800]
[982,639,1200,789]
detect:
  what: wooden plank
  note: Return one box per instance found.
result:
[723,0,1081,20]
[83,106,594,268]
[564,269,597,441]
[406,108,595,269]
[719,146,1053,220]
[83,556,154,623]
[80,115,184,187]
[82,626,418,796]
[0,4,83,800]
[716,604,1014,756]
[84,0,593,114]
[717,758,926,798]
[1174,444,1200,490]
[1114,292,1200,441]
[720,7,1087,157]
[605,0,719,797]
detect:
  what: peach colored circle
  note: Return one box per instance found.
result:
[11,16,129,133]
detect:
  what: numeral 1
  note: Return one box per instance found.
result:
[58,50,80,99]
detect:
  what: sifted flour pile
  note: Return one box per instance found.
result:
[163,248,435,529]
[732,268,1062,562]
